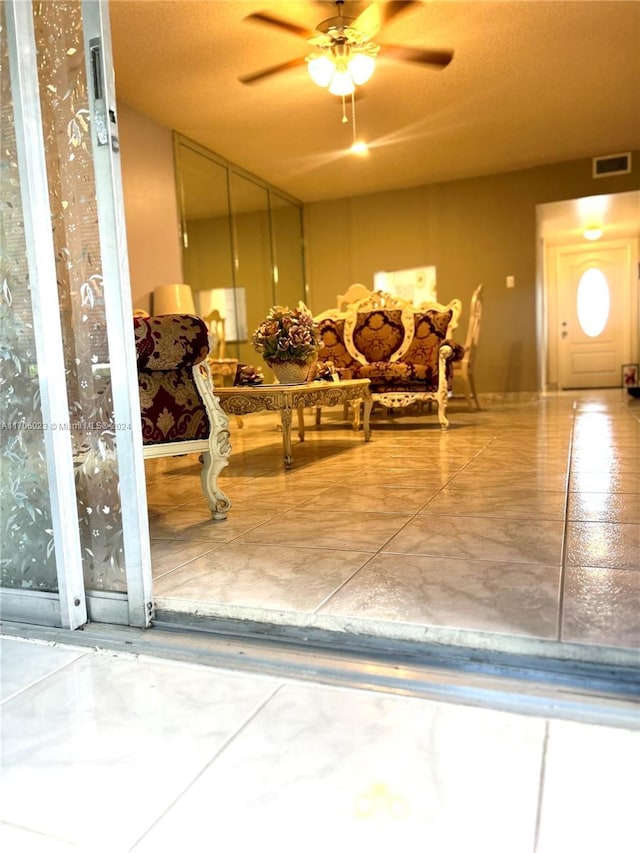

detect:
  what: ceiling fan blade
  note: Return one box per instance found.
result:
[244,11,316,40]
[379,43,454,68]
[380,1,422,27]
[238,56,308,85]
[352,2,382,39]
[312,1,370,15]
[351,1,423,41]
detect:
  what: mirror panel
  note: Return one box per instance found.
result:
[229,172,272,365]
[271,191,307,310]
[174,134,306,372]
[176,138,237,356]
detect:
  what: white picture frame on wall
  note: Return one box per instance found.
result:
[373,266,437,304]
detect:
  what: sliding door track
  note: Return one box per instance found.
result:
[2,613,639,730]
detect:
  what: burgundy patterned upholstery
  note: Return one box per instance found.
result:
[315,293,464,427]
[134,314,210,445]
[318,305,463,393]
[403,309,465,388]
[317,315,360,378]
[351,309,405,362]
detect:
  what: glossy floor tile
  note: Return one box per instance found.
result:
[0,637,278,852]
[321,554,561,639]
[145,391,640,658]
[1,636,638,853]
[153,542,371,613]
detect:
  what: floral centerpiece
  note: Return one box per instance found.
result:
[252,304,320,383]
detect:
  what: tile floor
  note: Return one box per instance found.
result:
[1,634,639,852]
[3,394,640,850]
[146,390,640,661]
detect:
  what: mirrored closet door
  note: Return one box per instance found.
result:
[174,134,307,368]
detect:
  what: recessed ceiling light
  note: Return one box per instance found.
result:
[350,141,369,155]
[583,227,603,240]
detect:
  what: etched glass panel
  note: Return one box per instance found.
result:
[33,1,125,591]
[577,267,610,338]
[0,3,57,591]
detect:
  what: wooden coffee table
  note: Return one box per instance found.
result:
[213,378,372,467]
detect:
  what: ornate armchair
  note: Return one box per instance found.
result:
[452,283,483,410]
[336,283,371,311]
[316,292,464,427]
[134,314,232,520]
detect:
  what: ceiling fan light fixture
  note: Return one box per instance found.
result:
[347,52,375,85]
[307,54,334,87]
[329,69,355,96]
[241,2,454,98]
[583,227,603,241]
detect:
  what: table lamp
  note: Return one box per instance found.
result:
[153,283,196,315]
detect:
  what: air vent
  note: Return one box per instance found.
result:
[593,153,631,178]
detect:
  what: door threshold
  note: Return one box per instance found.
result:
[2,615,639,731]
[153,601,640,670]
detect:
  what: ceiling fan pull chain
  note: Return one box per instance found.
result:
[351,89,357,143]
[341,94,348,123]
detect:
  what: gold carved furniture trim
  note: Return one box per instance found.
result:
[336,283,372,312]
[213,378,372,467]
[316,291,464,428]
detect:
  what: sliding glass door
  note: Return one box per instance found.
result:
[1,0,151,628]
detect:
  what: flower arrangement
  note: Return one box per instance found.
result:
[233,364,264,386]
[252,304,320,365]
[312,360,337,382]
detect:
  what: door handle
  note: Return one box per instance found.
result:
[89,38,108,146]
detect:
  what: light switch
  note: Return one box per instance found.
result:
[506,275,515,288]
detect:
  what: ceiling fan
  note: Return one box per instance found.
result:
[239,0,454,96]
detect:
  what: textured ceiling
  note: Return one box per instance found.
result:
[109,0,640,204]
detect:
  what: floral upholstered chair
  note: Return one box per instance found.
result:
[315,308,362,378]
[134,314,231,520]
[313,307,364,427]
[316,292,464,427]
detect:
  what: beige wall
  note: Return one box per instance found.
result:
[118,103,183,313]
[305,153,640,394]
[116,107,639,393]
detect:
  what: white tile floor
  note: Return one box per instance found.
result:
[1,634,639,853]
[147,391,640,661]
[2,392,639,852]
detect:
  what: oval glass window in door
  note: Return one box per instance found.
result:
[576,267,610,338]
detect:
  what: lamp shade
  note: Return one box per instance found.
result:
[348,53,375,85]
[153,283,196,315]
[307,55,334,88]
[329,69,355,96]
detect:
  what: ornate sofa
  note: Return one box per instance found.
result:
[315,291,464,427]
[134,314,232,520]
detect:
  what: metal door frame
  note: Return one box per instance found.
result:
[2,0,152,629]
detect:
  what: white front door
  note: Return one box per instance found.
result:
[556,242,634,389]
